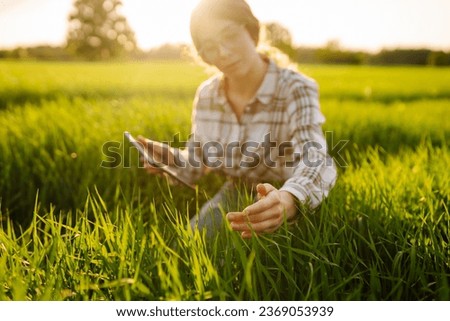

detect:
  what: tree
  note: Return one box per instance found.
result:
[263,22,292,47]
[262,22,296,59]
[369,49,432,65]
[427,51,450,66]
[66,0,137,60]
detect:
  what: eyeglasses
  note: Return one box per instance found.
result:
[198,24,246,62]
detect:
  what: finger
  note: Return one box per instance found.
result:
[258,183,275,195]
[140,156,152,166]
[245,194,279,218]
[136,135,147,144]
[240,222,279,238]
[226,211,247,223]
[227,211,252,232]
[140,157,165,176]
[229,207,280,230]
[227,206,277,224]
[252,183,278,210]
[136,136,159,162]
[229,219,251,231]
[245,218,282,233]
[241,231,253,239]
[233,218,280,234]
[136,136,162,154]
[256,183,270,200]
[256,183,269,198]
[238,201,287,231]
[136,136,155,151]
[247,205,283,224]
[146,167,162,175]
[140,156,157,169]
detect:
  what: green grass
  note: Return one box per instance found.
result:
[0,60,449,300]
[301,64,450,102]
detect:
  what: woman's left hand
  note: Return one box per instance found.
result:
[226,183,297,238]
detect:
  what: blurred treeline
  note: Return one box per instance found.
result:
[264,22,450,66]
[1,43,450,66]
[0,43,189,61]
[297,45,450,66]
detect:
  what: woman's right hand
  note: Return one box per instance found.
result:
[136,136,176,176]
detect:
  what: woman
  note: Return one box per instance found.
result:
[139,0,336,239]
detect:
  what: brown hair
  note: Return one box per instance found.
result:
[190,0,260,50]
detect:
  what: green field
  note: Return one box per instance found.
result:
[0,60,449,300]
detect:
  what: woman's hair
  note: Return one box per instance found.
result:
[190,0,260,50]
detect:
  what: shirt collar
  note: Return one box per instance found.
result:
[253,58,278,105]
[216,57,279,106]
[217,76,227,105]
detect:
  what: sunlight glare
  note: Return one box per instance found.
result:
[121,0,199,50]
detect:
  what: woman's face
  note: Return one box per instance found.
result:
[195,19,259,78]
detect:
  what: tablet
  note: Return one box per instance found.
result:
[124,131,195,189]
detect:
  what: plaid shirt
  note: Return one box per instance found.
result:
[177,58,336,208]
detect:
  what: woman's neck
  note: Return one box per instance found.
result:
[226,55,268,101]
[223,55,268,121]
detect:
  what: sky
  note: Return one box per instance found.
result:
[0,0,449,52]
